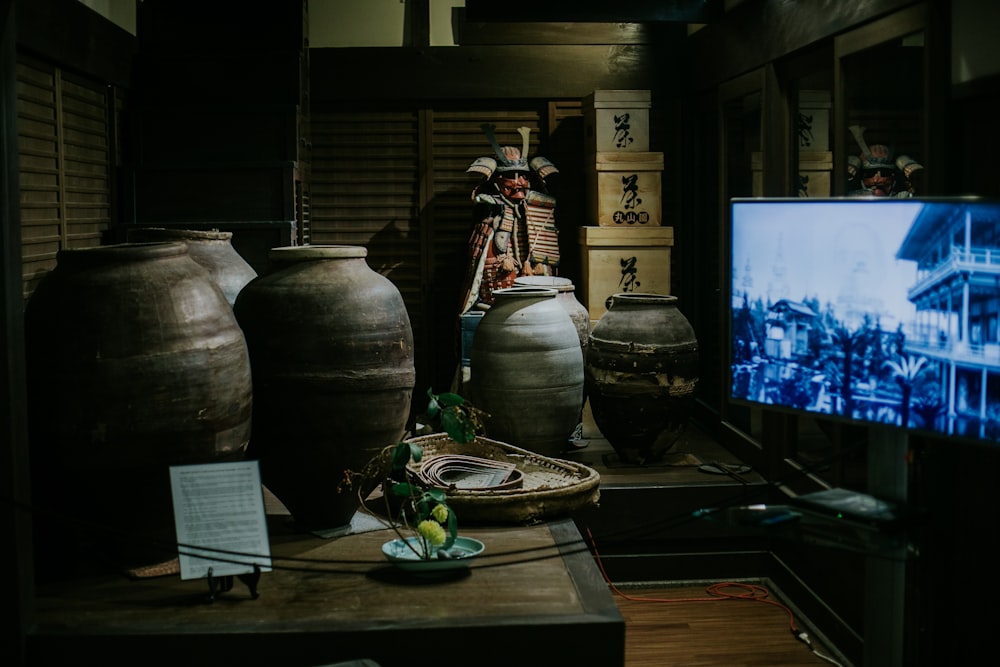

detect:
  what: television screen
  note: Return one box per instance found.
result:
[728,197,1000,446]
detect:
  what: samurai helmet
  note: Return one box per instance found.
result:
[848,125,896,170]
[466,124,559,180]
[861,144,895,171]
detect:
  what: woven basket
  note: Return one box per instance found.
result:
[405,433,601,524]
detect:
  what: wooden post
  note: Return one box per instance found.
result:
[2,1,35,665]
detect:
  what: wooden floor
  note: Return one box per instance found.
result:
[613,583,849,667]
[565,403,851,665]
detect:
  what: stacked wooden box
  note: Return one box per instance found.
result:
[579,90,673,326]
[796,89,833,197]
[752,89,832,197]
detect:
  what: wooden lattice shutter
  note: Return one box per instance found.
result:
[309,109,421,294]
[17,56,111,299]
[549,100,582,135]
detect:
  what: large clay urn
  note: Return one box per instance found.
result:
[234,245,415,531]
[469,286,584,457]
[127,227,257,306]
[515,275,591,422]
[585,293,699,465]
[24,242,253,572]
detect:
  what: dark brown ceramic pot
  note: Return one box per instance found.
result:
[127,227,257,306]
[234,245,415,531]
[585,293,699,465]
[25,242,253,572]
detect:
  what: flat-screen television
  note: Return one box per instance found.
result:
[728,197,1000,447]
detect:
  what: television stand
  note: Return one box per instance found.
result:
[864,425,911,667]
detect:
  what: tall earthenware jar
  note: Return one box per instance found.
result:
[585,293,699,465]
[24,242,253,572]
[128,227,257,306]
[514,276,591,434]
[469,286,584,457]
[234,245,415,531]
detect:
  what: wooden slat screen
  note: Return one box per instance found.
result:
[548,100,582,135]
[17,57,111,299]
[17,59,61,298]
[60,72,110,247]
[309,110,421,290]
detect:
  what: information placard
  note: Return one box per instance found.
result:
[169,460,273,580]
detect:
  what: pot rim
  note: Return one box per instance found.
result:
[128,227,234,242]
[609,292,678,305]
[268,245,368,261]
[492,286,558,299]
[513,276,575,293]
[56,242,188,266]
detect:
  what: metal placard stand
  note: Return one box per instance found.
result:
[169,460,273,603]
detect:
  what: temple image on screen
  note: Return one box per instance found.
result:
[729,198,1000,445]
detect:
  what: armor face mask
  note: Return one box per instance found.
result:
[495,172,530,202]
[862,168,896,196]
[859,143,897,196]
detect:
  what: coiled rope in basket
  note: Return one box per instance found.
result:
[405,433,601,524]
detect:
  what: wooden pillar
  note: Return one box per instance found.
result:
[2,1,34,664]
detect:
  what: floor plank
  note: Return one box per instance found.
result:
[613,583,850,667]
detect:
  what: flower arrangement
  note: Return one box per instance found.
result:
[342,389,486,560]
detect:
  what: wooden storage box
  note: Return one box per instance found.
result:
[752,149,833,198]
[797,90,831,152]
[798,150,833,197]
[584,89,651,153]
[587,152,663,226]
[578,225,674,326]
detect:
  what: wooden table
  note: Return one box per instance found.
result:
[26,518,624,667]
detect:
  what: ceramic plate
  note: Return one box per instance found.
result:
[381,536,485,573]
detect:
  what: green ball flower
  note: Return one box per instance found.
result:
[430,503,449,523]
[417,519,447,547]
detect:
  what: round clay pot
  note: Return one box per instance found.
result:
[469,286,584,457]
[25,242,253,572]
[127,227,257,306]
[234,245,415,531]
[585,293,699,465]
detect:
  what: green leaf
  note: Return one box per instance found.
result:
[390,441,422,472]
[390,442,411,470]
[425,487,447,503]
[425,387,441,418]
[391,482,415,497]
[441,407,476,444]
[442,507,458,550]
[414,494,432,519]
[436,392,466,408]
